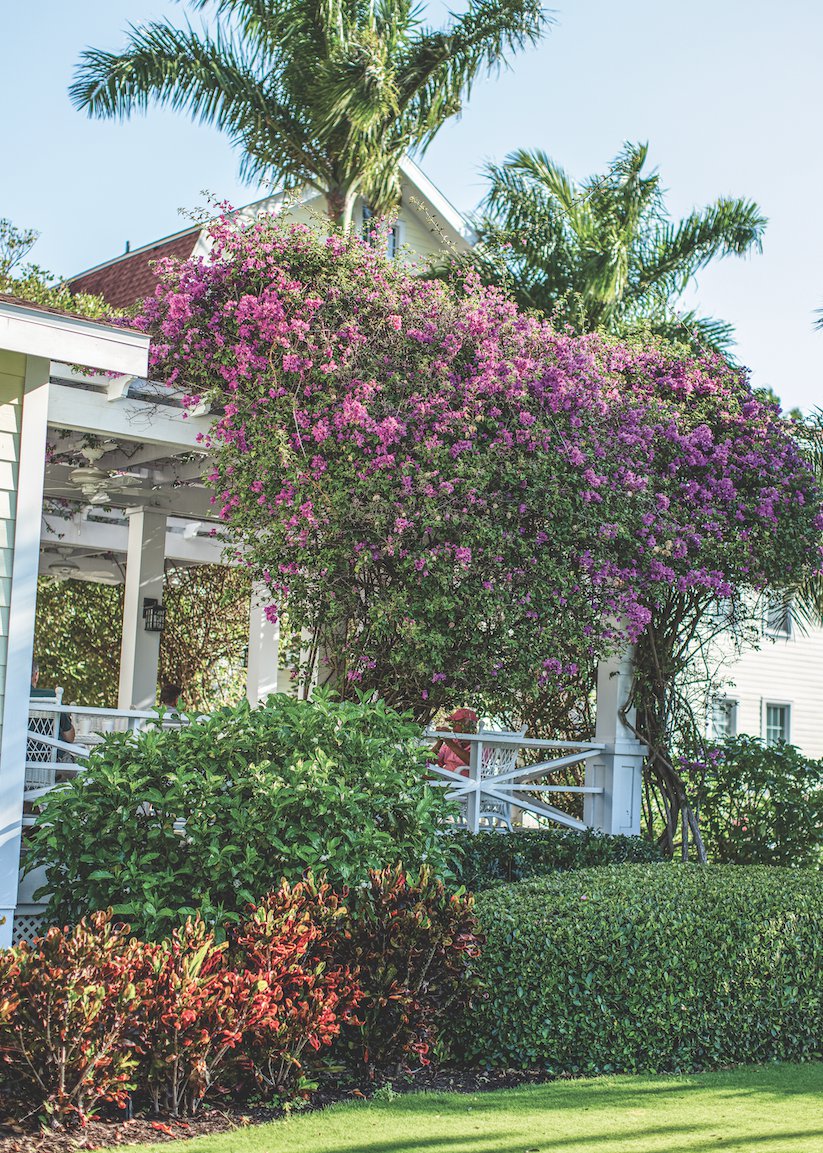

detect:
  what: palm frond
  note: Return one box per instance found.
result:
[638,198,766,297]
[395,0,549,150]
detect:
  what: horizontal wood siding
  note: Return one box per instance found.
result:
[711,622,823,756]
[0,351,24,757]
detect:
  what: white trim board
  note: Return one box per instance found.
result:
[0,302,149,377]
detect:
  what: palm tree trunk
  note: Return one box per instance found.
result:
[326,184,358,231]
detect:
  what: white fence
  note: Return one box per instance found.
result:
[25,696,176,816]
[424,727,606,832]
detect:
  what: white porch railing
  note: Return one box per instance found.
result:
[25,697,181,815]
[424,727,607,833]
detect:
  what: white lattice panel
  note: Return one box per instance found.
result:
[12,911,47,945]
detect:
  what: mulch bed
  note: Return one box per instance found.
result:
[0,1068,555,1152]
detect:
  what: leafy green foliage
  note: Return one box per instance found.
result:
[458,864,823,1072]
[26,693,457,938]
[690,736,823,869]
[0,218,111,317]
[460,142,765,356]
[70,0,549,227]
[158,562,251,710]
[452,828,663,891]
[34,564,250,712]
[34,577,124,707]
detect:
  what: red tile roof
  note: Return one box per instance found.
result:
[68,227,202,310]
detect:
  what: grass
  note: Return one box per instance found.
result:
[118,1062,823,1153]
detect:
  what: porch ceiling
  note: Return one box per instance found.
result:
[41,362,233,584]
[45,361,220,523]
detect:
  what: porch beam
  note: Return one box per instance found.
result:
[48,382,212,452]
[41,512,226,565]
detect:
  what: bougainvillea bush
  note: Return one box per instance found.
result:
[135,215,822,722]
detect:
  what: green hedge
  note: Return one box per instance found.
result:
[452,828,663,890]
[457,864,822,1072]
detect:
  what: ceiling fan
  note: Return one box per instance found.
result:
[43,547,123,584]
[68,466,145,505]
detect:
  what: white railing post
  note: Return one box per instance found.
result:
[466,736,483,834]
[585,647,646,836]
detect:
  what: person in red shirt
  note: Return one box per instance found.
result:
[434,707,478,778]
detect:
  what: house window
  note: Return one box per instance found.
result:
[765,593,792,638]
[711,697,738,740]
[764,703,790,746]
[710,597,734,627]
[362,205,400,259]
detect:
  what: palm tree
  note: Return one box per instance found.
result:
[71,0,549,229]
[466,142,766,354]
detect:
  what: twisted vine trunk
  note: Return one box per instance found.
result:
[630,601,708,862]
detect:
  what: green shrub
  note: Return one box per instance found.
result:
[691,736,823,868]
[457,864,822,1073]
[452,827,663,890]
[26,693,457,939]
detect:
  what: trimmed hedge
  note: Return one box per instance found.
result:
[453,828,663,891]
[457,864,822,1073]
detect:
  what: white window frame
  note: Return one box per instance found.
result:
[386,219,404,260]
[764,593,793,639]
[710,696,738,740]
[762,700,791,746]
[361,204,403,259]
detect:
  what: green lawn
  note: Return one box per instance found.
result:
[122,1063,823,1153]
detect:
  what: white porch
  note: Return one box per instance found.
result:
[0,299,290,946]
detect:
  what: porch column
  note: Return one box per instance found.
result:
[118,508,166,710]
[0,356,49,947]
[585,647,646,836]
[246,582,280,704]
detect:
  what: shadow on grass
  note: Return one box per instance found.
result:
[322,1125,823,1153]
[372,1065,823,1117]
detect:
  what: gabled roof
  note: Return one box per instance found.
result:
[67,162,474,310]
[68,226,201,310]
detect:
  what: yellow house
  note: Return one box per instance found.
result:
[69,157,474,308]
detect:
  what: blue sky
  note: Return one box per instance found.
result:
[2,1,822,410]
